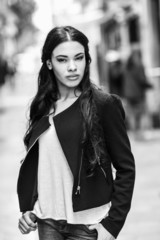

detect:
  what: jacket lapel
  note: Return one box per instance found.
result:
[53,98,83,178]
[27,98,83,178]
[28,116,50,151]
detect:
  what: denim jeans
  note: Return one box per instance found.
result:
[37,218,98,240]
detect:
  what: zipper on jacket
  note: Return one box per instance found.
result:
[75,149,83,195]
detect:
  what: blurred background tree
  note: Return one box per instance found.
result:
[9,0,37,51]
[9,0,37,40]
[0,0,37,89]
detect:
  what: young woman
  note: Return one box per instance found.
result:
[17,26,135,240]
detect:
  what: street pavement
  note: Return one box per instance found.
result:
[0,75,160,240]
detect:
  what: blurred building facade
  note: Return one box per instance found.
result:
[97,0,158,129]
[1,0,160,128]
[98,0,160,128]
[46,0,160,128]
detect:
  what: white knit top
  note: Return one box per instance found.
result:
[33,97,110,224]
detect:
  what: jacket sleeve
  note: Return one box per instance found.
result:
[100,94,135,238]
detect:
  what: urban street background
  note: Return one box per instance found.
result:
[0,72,160,240]
[0,0,160,240]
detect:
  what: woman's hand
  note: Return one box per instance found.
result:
[88,223,115,240]
[18,211,37,234]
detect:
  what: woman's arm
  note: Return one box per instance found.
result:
[100,94,135,238]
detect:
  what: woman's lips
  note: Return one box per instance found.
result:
[66,75,79,80]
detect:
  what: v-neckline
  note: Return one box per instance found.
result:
[53,94,81,120]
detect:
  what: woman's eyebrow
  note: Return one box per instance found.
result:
[55,52,85,58]
[75,53,85,57]
[55,55,68,58]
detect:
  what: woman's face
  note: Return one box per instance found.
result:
[47,41,86,92]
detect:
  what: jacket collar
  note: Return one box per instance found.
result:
[28,116,50,151]
[27,96,83,178]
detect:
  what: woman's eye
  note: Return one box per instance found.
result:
[57,58,67,63]
[75,56,84,61]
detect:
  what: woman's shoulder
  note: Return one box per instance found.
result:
[92,86,122,106]
[92,86,125,119]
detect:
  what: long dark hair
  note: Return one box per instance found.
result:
[24,26,107,177]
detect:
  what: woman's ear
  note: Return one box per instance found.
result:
[46,60,52,70]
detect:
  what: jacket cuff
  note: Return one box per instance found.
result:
[100,216,125,239]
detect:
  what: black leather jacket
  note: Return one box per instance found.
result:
[17,91,135,238]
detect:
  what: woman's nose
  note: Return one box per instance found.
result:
[67,60,77,72]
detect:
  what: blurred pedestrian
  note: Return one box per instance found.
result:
[0,55,17,92]
[17,26,135,240]
[108,59,124,98]
[123,49,152,134]
[0,55,8,88]
[6,57,17,89]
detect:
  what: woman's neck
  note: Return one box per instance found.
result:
[58,87,81,101]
